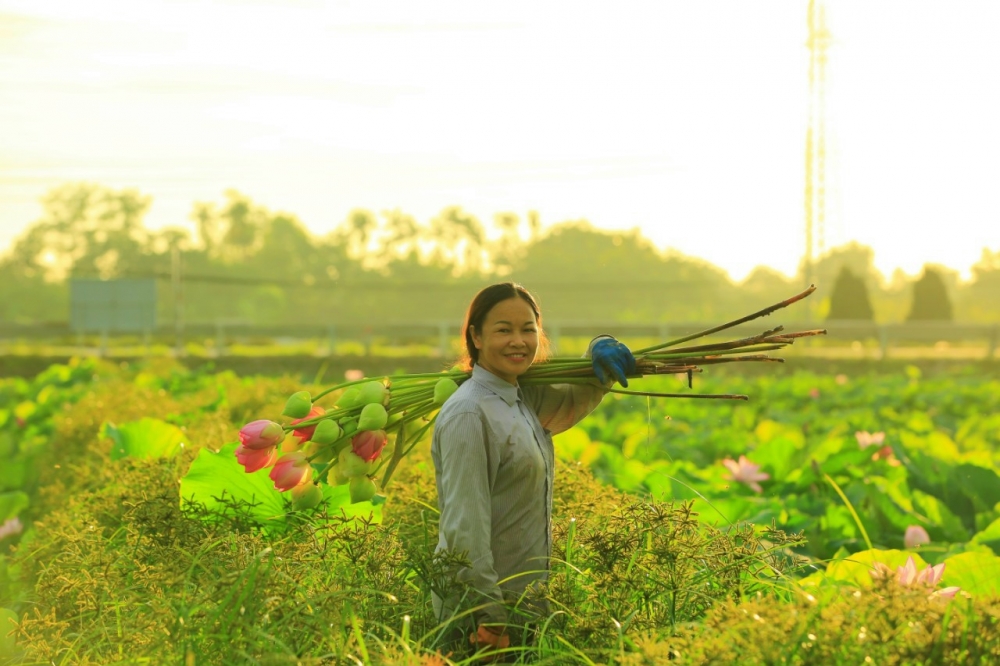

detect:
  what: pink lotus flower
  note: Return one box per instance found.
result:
[239,420,285,451]
[722,455,770,493]
[344,369,365,381]
[855,431,886,449]
[269,451,313,491]
[896,556,948,589]
[904,525,931,549]
[235,444,278,473]
[0,517,23,540]
[351,429,387,462]
[291,405,326,444]
[871,556,961,599]
[808,387,820,399]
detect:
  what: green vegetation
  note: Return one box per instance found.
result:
[2,360,1000,664]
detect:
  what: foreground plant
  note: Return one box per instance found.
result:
[233,287,826,504]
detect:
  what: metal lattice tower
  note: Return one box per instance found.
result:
[804,0,831,292]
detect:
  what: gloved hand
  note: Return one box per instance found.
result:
[591,337,636,387]
[469,623,510,662]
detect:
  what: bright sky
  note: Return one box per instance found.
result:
[1,0,998,281]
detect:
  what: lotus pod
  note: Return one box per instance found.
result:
[349,475,378,503]
[310,419,342,445]
[357,380,388,407]
[338,447,371,477]
[291,483,324,510]
[357,403,388,431]
[433,378,459,405]
[336,387,362,410]
[282,391,312,419]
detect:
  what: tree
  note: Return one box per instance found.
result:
[827,266,874,320]
[907,266,953,321]
[427,207,486,276]
[515,221,734,321]
[957,249,1000,321]
[488,212,526,277]
[7,183,152,281]
[740,266,797,312]
[191,190,268,263]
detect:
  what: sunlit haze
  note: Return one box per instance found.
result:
[1,0,998,281]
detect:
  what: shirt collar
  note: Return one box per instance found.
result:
[471,363,520,406]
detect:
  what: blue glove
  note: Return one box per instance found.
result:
[591,337,636,387]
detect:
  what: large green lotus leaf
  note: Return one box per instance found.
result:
[180,443,374,531]
[1,607,19,658]
[822,548,925,587]
[865,475,916,534]
[0,492,28,523]
[941,550,1000,598]
[322,483,382,522]
[694,497,757,526]
[971,517,1000,556]
[952,463,1000,512]
[180,442,287,529]
[0,461,26,492]
[12,402,34,424]
[103,418,189,461]
[553,426,599,466]
[911,489,970,543]
[751,420,802,480]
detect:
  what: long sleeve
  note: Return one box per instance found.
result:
[521,382,607,436]
[432,409,507,625]
[521,336,613,435]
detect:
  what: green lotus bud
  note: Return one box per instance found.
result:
[357,403,388,431]
[310,419,342,445]
[433,378,459,405]
[328,464,350,486]
[349,475,377,503]
[282,391,313,419]
[291,483,324,510]
[336,387,361,409]
[357,381,388,407]
[302,440,335,464]
[338,447,370,477]
[339,418,359,437]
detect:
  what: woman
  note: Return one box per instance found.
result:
[431,282,635,658]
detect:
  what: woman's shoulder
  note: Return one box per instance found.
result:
[437,379,484,418]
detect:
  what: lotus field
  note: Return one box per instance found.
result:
[2,352,1000,664]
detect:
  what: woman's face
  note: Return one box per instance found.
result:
[471,296,539,385]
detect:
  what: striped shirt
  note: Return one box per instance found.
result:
[431,362,608,625]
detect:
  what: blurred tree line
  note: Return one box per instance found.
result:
[0,183,996,328]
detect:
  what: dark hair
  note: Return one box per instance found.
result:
[459,282,551,371]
